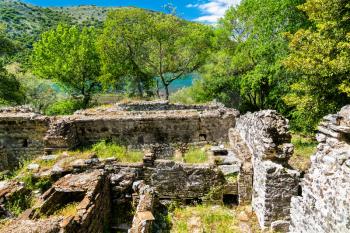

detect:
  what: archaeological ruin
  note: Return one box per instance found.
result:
[0,101,349,233]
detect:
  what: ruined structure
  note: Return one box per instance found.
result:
[3,101,340,233]
[289,106,350,233]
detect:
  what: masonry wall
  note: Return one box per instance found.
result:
[69,109,237,147]
[236,110,299,232]
[289,106,350,233]
[143,160,225,199]
[0,108,49,171]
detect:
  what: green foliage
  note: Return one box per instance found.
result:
[289,134,317,171]
[0,24,24,106]
[91,141,143,162]
[44,99,84,116]
[284,0,350,132]
[182,148,208,164]
[98,8,154,97]
[4,191,32,217]
[99,9,212,99]
[32,24,101,108]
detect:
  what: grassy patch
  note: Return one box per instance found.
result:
[289,134,317,171]
[4,191,33,217]
[53,202,79,217]
[183,148,208,164]
[91,141,143,163]
[171,205,238,233]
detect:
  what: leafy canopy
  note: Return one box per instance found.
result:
[284,0,350,131]
[99,9,212,99]
[32,24,101,108]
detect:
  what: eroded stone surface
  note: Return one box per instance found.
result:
[289,105,350,233]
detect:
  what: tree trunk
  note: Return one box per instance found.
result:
[164,84,170,100]
[137,79,144,97]
[82,94,91,109]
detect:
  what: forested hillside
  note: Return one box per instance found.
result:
[0,0,71,47]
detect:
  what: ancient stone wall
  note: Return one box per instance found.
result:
[0,103,238,169]
[143,160,225,199]
[67,108,237,147]
[289,106,350,233]
[129,181,156,233]
[0,107,49,170]
[236,110,299,231]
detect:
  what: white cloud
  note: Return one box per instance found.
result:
[187,0,241,23]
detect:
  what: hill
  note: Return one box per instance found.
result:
[0,0,122,47]
[0,0,72,46]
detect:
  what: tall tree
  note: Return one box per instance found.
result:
[0,24,24,105]
[99,9,212,99]
[32,24,101,108]
[284,0,350,132]
[194,0,307,111]
[98,8,153,97]
[144,15,212,99]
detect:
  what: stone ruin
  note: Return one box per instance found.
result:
[0,101,348,232]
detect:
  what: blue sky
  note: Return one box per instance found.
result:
[24,0,241,23]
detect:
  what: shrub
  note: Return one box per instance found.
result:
[44,99,84,116]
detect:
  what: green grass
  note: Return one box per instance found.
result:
[183,148,208,164]
[53,202,79,217]
[91,141,143,163]
[289,134,317,171]
[171,205,238,233]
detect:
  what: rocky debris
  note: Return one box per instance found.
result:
[289,105,350,233]
[1,217,63,233]
[211,145,229,156]
[235,110,299,231]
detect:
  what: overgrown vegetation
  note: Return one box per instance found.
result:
[52,202,79,217]
[170,205,238,233]
[289,134,317,171]
[91,141,143,163]
[182,148,209,164]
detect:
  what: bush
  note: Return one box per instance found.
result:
[44,99,84,116]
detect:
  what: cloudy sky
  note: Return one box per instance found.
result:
[24,0,241,23]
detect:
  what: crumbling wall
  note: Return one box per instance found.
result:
[69,108,237,147]
[236,110,299,231]
[143,160,225,199]
[0,107,49,171]
[229,128,253,205]
[129,181,155,233]
[289,106,350,233]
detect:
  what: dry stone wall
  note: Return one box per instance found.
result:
[289,106,350,233]
[143,160,225,199]
[0,103,238,170]
[0,107,49,170]
[236,110,299,231]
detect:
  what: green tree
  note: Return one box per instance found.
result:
[0,24,24,106]
[191,0,307,111]
[32,24,101,108]
[284,0,350,132]
[144,15,212,99]
[99,9,212,99]
[98,8,153,97]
